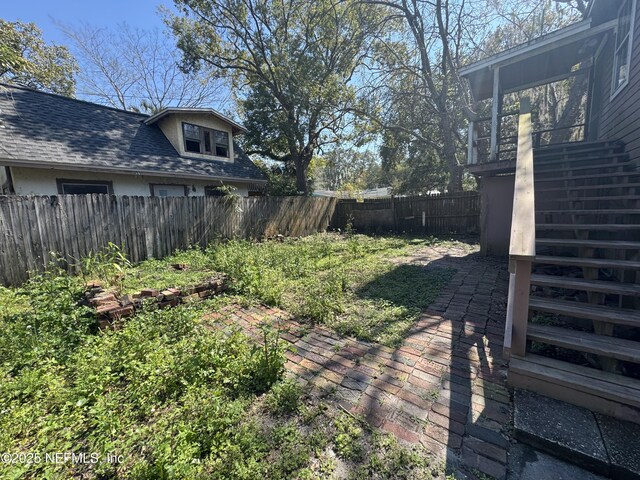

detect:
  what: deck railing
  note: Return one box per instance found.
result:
[503,98,536,358]
[467,113,585,165]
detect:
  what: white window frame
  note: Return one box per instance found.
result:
[611,0,637,99]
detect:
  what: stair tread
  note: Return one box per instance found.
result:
[509,354,640,408]
[537,209,640,214]
[533,146,625,161]
[537,183,640,192]
[535,140,622,151]
[527,324,640,363]
[534,151,626,163]
[536,195,640,202]
[536,223,640,230]
[536,238,640,249]
[528,297,640,326]
[530,273,640,296]
[535,172,639,183]
[534,255,640,270]
[535,160,629,173]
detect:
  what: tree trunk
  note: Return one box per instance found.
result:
[293,155,308,195]
[550,74,589,144]
[441,117,463,192]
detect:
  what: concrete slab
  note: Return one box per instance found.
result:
[513,389,609,475]
[507,443,608,480]
[596,413,640,480]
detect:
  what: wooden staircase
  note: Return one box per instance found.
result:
[506,139,640,423]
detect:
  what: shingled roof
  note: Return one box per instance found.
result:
[0,83,267,183]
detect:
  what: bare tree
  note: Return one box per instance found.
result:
[57,22,227,113]
[481,0,588,144]
[359,0,492,192]
[359,0,588,192]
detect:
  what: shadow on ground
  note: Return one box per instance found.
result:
[208,244,511,479]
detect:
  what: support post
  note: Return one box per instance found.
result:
[489,67,500,162]
[467,120,478,165]
[504,272,515,358]
[510,259,532,357]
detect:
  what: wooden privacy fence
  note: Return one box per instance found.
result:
[0,195,337,286]
[330,192,480,235]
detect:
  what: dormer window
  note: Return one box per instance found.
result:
[182,122,229,158]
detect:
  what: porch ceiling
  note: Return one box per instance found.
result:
[462,20,614,101]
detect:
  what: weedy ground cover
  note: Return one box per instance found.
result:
[0,234,474,478]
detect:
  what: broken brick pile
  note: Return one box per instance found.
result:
[85,273,228,329]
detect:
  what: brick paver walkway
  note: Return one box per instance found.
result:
[207,245,510,479]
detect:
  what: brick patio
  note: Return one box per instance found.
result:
[207,245,511,479]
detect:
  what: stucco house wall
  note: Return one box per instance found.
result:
[9,167,250,197]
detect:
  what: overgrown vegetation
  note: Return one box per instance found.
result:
[122,233,458,346]
[0,234,468,478]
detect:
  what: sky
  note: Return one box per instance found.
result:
[2,0,233,111]
[3,0,172,45]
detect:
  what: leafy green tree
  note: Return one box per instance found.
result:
[0,20,77,96]
[253,159,299,196]
[315,149,383,192]
[167,0,383,194]
[357,0,492,192]
[480,0,585,57]
[380,128,450,195]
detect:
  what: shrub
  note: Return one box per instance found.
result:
[78,242,131,291]
[265,378,302,416]
[268,423,313,478]
[251,322,287,394]
[333,412,365,461]
[0,291,289,479]
[0,266,93,370]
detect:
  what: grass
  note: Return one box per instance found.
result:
[0,233,474,479]
[121,233,461,346]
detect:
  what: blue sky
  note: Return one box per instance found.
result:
[3,0,172,45]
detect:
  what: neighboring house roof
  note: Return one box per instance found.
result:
[0,83,266,183]
[313,187,395,199]
[144,107,248,134]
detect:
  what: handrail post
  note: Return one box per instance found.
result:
[467,119,478,165]
[510,259,532,356]
[503,96,536,359]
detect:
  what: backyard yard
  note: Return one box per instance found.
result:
[0,233,510,480]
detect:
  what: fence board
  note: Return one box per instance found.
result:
[330,192,480,235]
[0,194,338,285]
